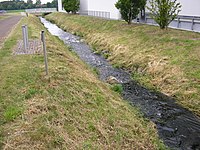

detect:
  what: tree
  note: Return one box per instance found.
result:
[35,0,41,7]
[115,0,146,24]
[51,0,58,8]
[46,2,51,8]
[27,0,33,5]
[147,0,182,29]
[26,0,34,8]
[63,0,80,14]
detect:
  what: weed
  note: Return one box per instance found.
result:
[88,122,96,132]
[25,88,39,99]
[83,141,93,149]
[92,67,100,76]
[111,84,123,94]
[74,31,84,37]
[103,53,110,59]
[51,137,64,148]
[3,106,22,122]
[91,44,98,52]
[113,63,122,69]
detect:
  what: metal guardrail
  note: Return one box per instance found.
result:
[79,10,110,19]
[144,14,200,32]
[25,8,57,14]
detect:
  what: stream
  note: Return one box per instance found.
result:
[40,17,200,150]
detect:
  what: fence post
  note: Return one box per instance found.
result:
[41,30,49,76]
[25,25,29,51]
[22,25,28,52]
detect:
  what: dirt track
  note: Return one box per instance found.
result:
[0,15,22,44]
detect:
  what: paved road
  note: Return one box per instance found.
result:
[0,15,22,44]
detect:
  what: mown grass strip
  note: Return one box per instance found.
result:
[46,12,200,116]
[0,15,166,149]
[0,16,10,20]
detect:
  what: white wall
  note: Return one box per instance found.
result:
[87,0,120,19]
[78,0,200,18]
[80,0,88,12]
[178,0,200,16]
[146,0,200,16]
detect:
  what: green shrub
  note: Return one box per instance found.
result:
[63,0,80,14]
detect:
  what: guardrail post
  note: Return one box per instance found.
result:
[41,30,49,76]
[191,17,195,30]
[177,17,180,28]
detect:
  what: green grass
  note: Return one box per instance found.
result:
[7,9,25,13]
[0,15,166,149]
[46,12,200,116]
[3,106,22,122]
[92,67,100,76]
[111,84,123,94]
[0,15,10,20]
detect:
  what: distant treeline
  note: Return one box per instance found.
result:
[0,0,58,10]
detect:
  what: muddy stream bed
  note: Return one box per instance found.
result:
[40,17,200,150]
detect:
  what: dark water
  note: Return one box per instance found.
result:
[40,17,200,150]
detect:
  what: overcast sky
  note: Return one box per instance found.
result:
[0,0,53,4]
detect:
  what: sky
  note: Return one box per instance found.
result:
[0,0,53,4]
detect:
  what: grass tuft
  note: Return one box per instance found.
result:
[111,84,123,94]
[3,106,22,122]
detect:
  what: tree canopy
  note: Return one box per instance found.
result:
[63,0,80,14]
[147,0,182,29]
[35,0,41,7]
[0,0,58,10]
[115,0,146,24]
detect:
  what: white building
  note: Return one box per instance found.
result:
[58,0,200,19]
[178,0,200,17]
[146,0,200,17]
[57,0,200,31]
[58,0,121,19]
[86,0,120,19]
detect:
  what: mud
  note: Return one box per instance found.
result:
[40,17,200,150]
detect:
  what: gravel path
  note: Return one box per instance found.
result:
[0,15,22,45]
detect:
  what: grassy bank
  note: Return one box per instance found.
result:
[7,9,25,13]
[46,12,200,116]
[0,15,165,149]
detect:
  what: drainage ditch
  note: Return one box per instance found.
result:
[40,17,200,150]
